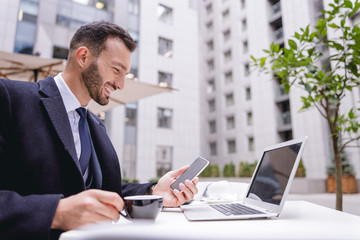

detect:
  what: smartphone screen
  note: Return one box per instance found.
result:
[170,157,209,191]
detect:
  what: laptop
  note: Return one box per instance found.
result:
[181,136,307,221]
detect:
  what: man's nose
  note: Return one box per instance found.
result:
[115,78,124,90]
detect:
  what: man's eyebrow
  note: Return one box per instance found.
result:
[115,62,128,73]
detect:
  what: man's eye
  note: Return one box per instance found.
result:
[113,67,120,73]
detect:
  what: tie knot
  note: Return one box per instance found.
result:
[76,107,87,118]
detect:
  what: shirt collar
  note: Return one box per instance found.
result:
[54,73,87,113]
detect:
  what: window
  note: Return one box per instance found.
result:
[352,12,360,25]
[158,37,173,58]
[158,71,173,87]
[247,112,253,126]
[242,18,247,31]
[241,0,246,9]
[156,146,173,177]
[207,59,215,71]
[14,0,39,54]
[207,79,216,93]
[225,93,234,106]
[209,142,217,155]
[206,21,213,32]
[245,87,251,100]
[223,29,231,42]
[225,71,233,84]
[224,50,232,63]
[244,63,250,76]
[274,27,284,40]
[208,99,216,112]
[248,137,254,151]
[226,116,235,130]
[207,40,214,51]
[209,120,216,133]
[53,46,69,59]
[158,107,173,128]
[243,40,248,53]
[125,106,137,126]
[222,9,230,21]
[157,4,173,24]
[128,0,139,15]
[227,139,236,153]
[206,3,212,15]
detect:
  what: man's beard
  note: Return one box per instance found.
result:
[81,61,109,106]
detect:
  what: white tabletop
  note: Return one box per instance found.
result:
[60,201,360,240]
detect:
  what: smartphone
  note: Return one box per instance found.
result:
[170,157,209,191]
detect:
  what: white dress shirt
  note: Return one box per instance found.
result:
[54,73,89,181]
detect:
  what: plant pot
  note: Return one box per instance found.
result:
[326,175,358,194]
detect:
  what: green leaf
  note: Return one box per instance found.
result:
[341,19,346,28]
[260,57,266,67]
[307,47,315,56]
[349,109,355,119]
[328,23,340,29]
[344,0,353,8]
[284,83,290,94]
[321,28,327,38]
[270,42,279,53]
[310,32,318,40]
[288,39,297,50]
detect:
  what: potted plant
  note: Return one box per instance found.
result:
[295,159,306,178]
[327,152,358,193]
[223,162,236,177]
[238,161,257,178]
[252,0,360,210]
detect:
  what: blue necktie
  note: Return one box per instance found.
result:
[76,107,91,175]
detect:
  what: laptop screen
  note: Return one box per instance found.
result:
[246,143,302,205]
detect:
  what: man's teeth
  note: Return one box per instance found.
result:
[105,87,112,92]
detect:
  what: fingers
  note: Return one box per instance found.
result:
[87,190,123,221]
[179,179,198,200]
[172,188,186,204]
[91,189,124,212]
[51,189,123,231]
[170,165,189,178]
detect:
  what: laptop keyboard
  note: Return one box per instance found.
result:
[210,203,264,216]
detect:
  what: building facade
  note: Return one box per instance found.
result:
[199,0,360,191]
[0,0,201,183]
[1,0,359,190]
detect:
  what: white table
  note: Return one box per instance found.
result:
[60,201,360,240]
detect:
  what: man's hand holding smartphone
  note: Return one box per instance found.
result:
[170,157,209,191]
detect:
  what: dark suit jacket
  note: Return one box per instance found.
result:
[0,77,153,240]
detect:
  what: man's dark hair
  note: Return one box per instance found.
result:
[69,21,136,57]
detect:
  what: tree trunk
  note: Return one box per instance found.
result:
[332,135,343,211]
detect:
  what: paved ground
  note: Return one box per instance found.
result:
[287,193,360,216]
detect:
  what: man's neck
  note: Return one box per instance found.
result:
[61,71,90,107]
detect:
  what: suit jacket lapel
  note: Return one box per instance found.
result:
[87,113,121,192]
[38,77,79,170]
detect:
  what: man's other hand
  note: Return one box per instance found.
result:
[51,189,123,231]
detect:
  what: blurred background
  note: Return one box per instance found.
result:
[0,0,359,193]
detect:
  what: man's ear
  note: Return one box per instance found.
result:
[75,46,93,69]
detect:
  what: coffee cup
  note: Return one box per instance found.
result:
[120,195,163,221]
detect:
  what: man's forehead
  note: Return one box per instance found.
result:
[103,38,131,69]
